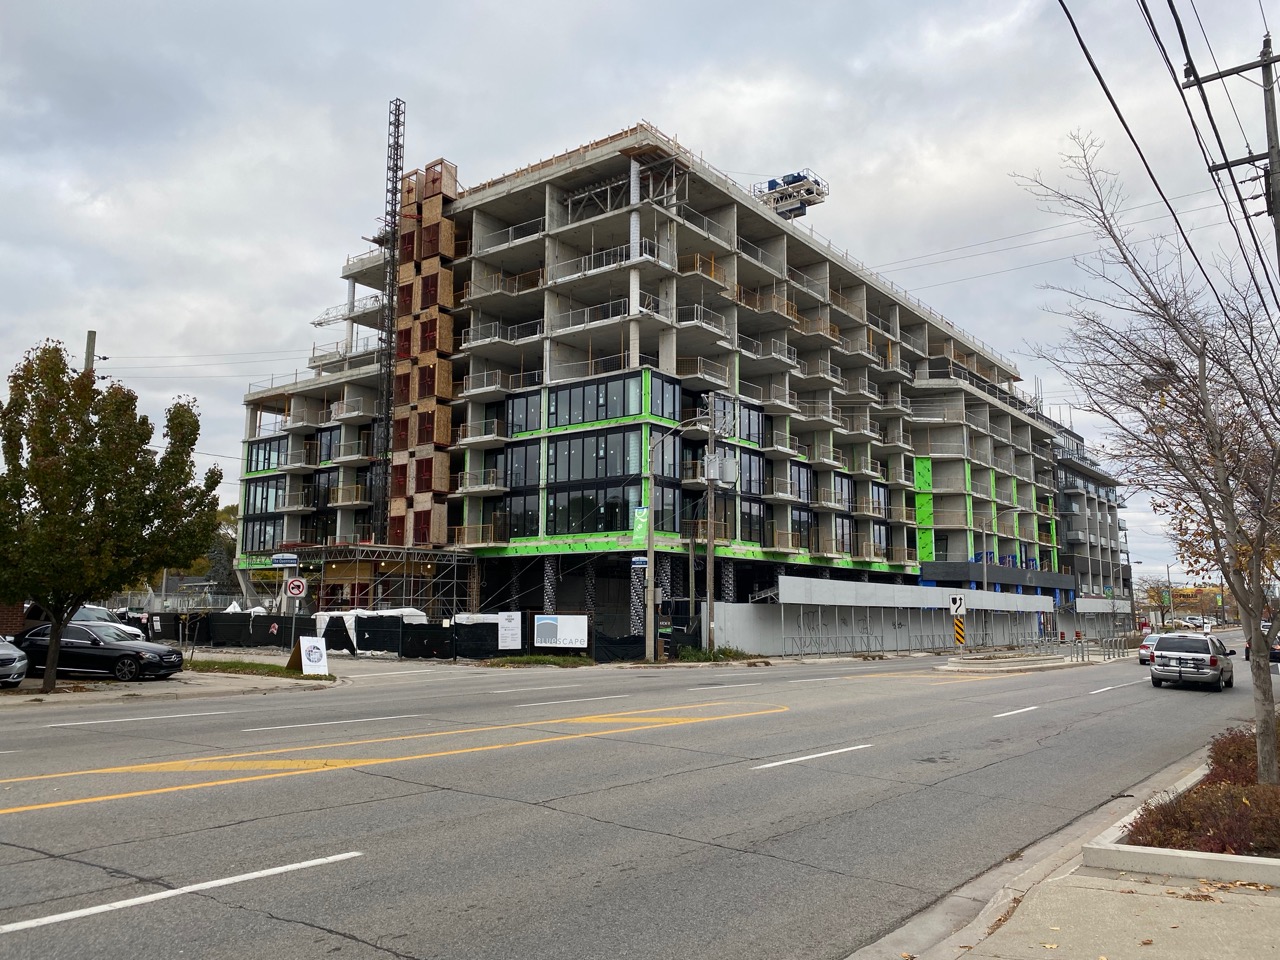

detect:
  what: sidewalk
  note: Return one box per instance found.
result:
[855,755,1280,960]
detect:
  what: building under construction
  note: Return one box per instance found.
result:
[236,113,1132,647]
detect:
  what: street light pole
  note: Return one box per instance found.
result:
[1166,563,1174,625]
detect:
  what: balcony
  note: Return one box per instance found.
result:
[762,385,799,414]
[851,457,886,480]
[330,397,376,425]
[449,516,511,547]
[811,489,850,512]
[680,459,709,489]
[737,335,798,373]
[675,356,730,391]
[760,430,801,459]
[677,253,728,286]
[849,498,885,518]
[763,476,800,503]
[331,439,373,466]
[279,444,318,475]
[793,316,840,346]
[681,520,732,543]
[836,415,879,443]
[675,304,730,344]
[455,419,511,449]
[278,490,316,514]
[869,352,913,381]
[877,430,913,453]
[809,444,849,471]
[475,217,545,253]
[852,540,889,562]
[282,411,317,434]
[462,318,544,350]
[889,546,918,565]
[889,504,917,524]
[331,484,373,508]
[793,400,839,427]
[460,368,524,399]
[450,469,509,496]
[462,267,544,302]
[764,524,801,552]
[886,465,914,487]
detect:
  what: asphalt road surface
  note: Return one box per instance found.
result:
[0,643,1262,960]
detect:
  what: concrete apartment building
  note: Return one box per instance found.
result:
[237,121,1109,647]
[1052,427,1133,636]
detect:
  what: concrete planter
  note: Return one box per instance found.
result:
[1083,764,1280,885]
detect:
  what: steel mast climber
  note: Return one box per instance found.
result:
[371,98,405,544]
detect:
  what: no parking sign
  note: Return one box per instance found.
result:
[285,577,308,598]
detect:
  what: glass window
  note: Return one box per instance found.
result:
[246,437,287,473]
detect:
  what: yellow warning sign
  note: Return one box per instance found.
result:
[953,616,965,646]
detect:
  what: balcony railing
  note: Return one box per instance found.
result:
[330,484,370,506]
[476,217,545,252]
[463,267,544,300]
[677,253,727,284]
[449,517,510,546]
[456,419,509,442]
[681,520,732,542]
[675,303,728,337]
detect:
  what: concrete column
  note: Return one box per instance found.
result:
[542,555,557,613]
[584,557,597,619]
[629,564,645,636]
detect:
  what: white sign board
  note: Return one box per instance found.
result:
[285,577,308,598]
[271,553,299,568]
[498,612,522,650]
[298,635,330,676]
[949,594,967,617]
[533,614,588,649]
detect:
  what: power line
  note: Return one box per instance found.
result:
[1057,0,1234,319]
[1189,0,1254,149]
[1147,0,1279,313]
[870,187,1218,269]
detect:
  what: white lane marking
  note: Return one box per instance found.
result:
[753,744,873,770]
[47,712,228,728]
[993,706,1039,718]
[787,677,842,683]
[1089,679,1147,694]
[243,714,421,732]
[689,683,761,690]
[516,695,629,708]
[488,685,580,694]
[0,751,17,755]
[0,851,363,935]
[349,668,438,678]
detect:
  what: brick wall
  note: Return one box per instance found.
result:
[0,603,24,636]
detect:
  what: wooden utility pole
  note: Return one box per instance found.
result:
[1183,35,1280,276]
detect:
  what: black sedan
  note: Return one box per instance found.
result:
[13,622,183,681]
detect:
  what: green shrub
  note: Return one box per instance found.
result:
[676,645,755,662]
[485,654,593,668]
[1126,781,1280,857]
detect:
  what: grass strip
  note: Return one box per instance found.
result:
[185,659,334,682]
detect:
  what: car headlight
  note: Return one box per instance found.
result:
[138,652,160,662]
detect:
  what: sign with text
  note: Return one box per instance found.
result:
[533,614,588,649]
[298,635,330,676]
[498,611,522,650]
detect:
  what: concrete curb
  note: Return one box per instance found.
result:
[934,656,1095,674]
[1082,764,1280,885]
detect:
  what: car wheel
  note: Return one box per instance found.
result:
[113,657,141,682]
[1214,673,1225,692]
[0,681,17,689]
[1226,673,1235,688]
[1151,677,1163,687]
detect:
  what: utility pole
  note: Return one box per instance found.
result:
[1183,34,1280,277]
[705,394,717,656]
[84,330,97,373]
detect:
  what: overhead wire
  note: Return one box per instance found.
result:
[1147,0,1279,314]
[1057,0,1234,320]
[1188,0,1254,149]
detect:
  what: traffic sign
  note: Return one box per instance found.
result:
[953,616,966,646]
[949,594,967,617]
[285,577,308,598]
[271,553,299,568]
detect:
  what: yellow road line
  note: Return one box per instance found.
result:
[0,704,788,816]
[0,701,761,787]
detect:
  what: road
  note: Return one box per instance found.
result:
[0,642,1263,960]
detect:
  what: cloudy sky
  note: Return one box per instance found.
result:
[2,0,1273,584]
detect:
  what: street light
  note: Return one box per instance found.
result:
[1130,560,1142,632]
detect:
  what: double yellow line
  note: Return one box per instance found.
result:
[0,701,787,816]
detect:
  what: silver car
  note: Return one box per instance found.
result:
[0,639,28,688]
[1149,632,1236,691]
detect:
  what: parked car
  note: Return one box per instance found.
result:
[1137,637,1156,665]
[1244,624,1280,662]
[1149,632,1235,691]
[0,639,28,688]
[23,602,147,641]
[12,622,182,681]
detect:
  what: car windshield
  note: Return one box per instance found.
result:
[90,624,141,644]
[1156,637,1210,654]
[73,607,121,624]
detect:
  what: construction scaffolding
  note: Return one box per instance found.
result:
[243,543,475,620]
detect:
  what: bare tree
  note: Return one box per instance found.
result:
[1019,134,1280,784]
